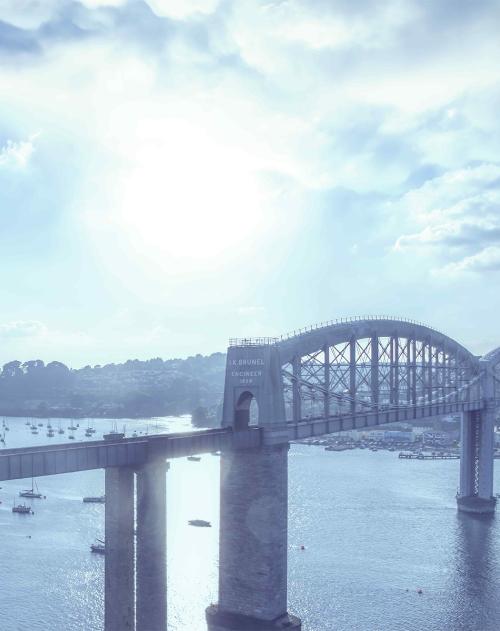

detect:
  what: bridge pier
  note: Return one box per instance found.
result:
[105,466,135,631]
[206,429,301,631]
[136,458,168,631]
[457,410,496,514]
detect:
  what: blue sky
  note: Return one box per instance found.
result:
[1,0,500,366]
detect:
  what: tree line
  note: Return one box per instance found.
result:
[0,354,226,422]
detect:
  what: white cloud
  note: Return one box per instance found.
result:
[144,0,221,20]
[0,137,36,169]
[439,246,500,275]
[0,320,47,338]
[393,163,500,274]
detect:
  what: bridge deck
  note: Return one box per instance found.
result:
[287,401,483,440]
[0,428,260,482]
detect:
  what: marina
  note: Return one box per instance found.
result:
[398,452,460,460]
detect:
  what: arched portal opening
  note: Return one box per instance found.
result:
[234,391,259,430]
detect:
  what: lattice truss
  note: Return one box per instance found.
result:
[282,336,480,422]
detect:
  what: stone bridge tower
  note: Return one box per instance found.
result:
[206,339,301,631]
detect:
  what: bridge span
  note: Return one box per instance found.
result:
[1,316,498,631]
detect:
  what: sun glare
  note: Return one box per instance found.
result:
[112,121,264,261]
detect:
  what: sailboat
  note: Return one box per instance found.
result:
[67,418,78,431]
[103,421,124,440]
[58,421,65,435]
[19,477,44,499]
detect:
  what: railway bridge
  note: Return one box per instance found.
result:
[0,316,498,631]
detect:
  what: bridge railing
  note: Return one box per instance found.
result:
[277,315,447,342]
[229,337,279,347]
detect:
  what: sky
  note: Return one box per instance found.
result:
[1,0,500,367]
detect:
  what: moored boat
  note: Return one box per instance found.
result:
[12,502,33,514]
[20,477,44,499]
[83,495,105,503]
[90,538,105,554]
[188,519,211,527]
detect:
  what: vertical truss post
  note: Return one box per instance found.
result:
[371,334,379,409]
[389,336,395,405]
[406,338,411,406]
[393,335,399,406]
[427,340,433,404]
[440,345,445,404]
[349,337,356,415]
[454,349,460,403]
[323,344,330,419]
[292,355,301,422]
[411,338,417,407]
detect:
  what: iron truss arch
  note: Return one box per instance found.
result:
[275,317,481,428]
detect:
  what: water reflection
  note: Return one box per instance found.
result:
[440,512,498,631]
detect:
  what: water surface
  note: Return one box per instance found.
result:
[0,417,498,630]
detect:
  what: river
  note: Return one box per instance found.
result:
[0,416,498,631]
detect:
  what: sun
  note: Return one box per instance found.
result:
[110,120,265,263]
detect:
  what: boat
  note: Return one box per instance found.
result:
[58,422,65,435]
[67,421,78,431]
[103,421,125,440]
[25,420,31,426]
[188,519,211,527]
[20,478,44,499]
[85,429,92,437]
[187,456,201,462]
[31,428,39,435]
[47,419,52,429]
[68,433,75,440]
[47,429,55,437]
[90,538,105,554]
[83,495,105,503]
[12,502,33,514]
[37,423,43,428]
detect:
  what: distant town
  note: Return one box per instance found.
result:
[298,415,500,458]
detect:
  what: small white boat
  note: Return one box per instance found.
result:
[188,519,211,527]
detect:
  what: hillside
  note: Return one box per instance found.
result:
[0,354,226,423]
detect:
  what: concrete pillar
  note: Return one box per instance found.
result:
[459,411,473,497]
[206,429,301,630]
[478,409,495,499]
[105,466,135,631]
[457,410,496,514]
[136,458,168,631]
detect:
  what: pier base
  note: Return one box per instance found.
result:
[206,605,301,631]
[456,495,497,515]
